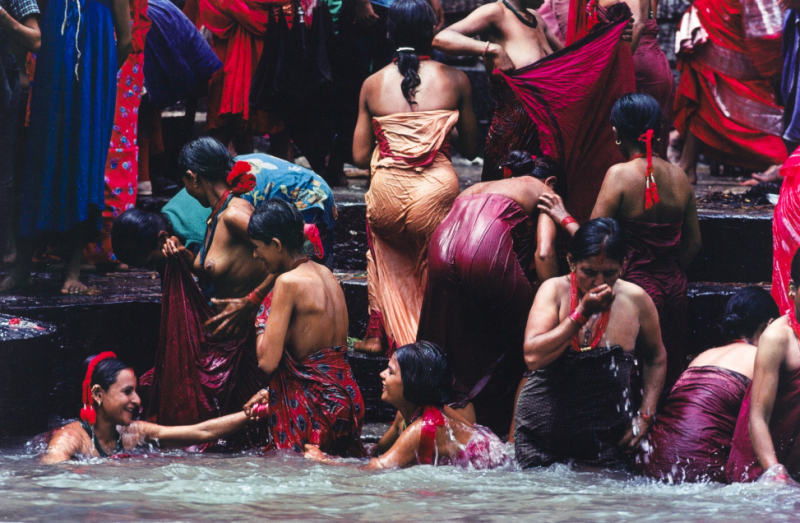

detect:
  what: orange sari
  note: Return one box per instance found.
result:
[365,110,460,352]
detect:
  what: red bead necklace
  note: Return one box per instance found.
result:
[569,272,611,353]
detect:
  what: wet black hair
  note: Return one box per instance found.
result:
[500,151,565,181]
[247,199,306,254]
[177,136,234,182]
[111,209,173,266]
[610,93,662,144]
[387,0,436,106]
[84,356,130,391]
[721,287,780,341]
[394,341,452,407]
[792,248,800,286]
[568,217,627,264]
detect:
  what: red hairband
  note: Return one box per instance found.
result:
[81,352,117,425]
[227,161,257,196]
[638,129,660,210]
[502,155,538,179]
[303,223,325,258]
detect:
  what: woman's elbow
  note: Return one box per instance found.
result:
[27,32,41,52]
[258,357,278,375]
[523,345,544,372]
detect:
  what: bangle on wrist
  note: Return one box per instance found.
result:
[569,309,588,326]
[560,216,577,230]
[247,290,264,306]
[638,411,654,425]
[482,40,491,57]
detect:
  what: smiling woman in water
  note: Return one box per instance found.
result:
[42,353,260,464]
[303,341,510,469]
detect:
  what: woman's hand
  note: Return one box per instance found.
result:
[162,237,195,265]
[537,193,571,225]
[304,444,331,462]
[616,413,653,452]
[243,389,269,419]
[355,0,379,27]
[205,297,257,340]
[486,43,515,73]
[578,284,615,316]
[758,464,798,485]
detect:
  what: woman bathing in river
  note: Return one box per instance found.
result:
[43,354,260,464]
[303,341,510,469]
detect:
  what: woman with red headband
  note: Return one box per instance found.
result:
[538,93,701,391]
[42,353,261,464]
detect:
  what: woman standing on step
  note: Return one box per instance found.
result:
[352,0,479,355]
[540,93,701,390]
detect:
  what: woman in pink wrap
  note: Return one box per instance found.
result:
[636,287,779,483]
[351,0,479,355]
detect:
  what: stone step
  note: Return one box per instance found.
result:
[333,201,774,284]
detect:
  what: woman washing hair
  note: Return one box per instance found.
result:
[43,353,262,464]
[352,0,480,355]
[304,342,510,469]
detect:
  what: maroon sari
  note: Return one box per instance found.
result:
[417,193,535,437]
[142,257,267,444]
[619,218,687,388]
[636,366,750,483]
[500,5,634,222]
[726,366,800,482]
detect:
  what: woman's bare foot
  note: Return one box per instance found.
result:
[750,164,782,184]
[61,278,89,295]
[0,273,31,294]
[353,337,385,355]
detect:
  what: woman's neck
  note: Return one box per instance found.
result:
[278,252,309,274]
[398,404,419,424]
[92,414,119,449]
[206,181,232,209]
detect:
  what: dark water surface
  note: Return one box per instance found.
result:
[2,435,800,522]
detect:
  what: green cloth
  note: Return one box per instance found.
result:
[162,189,211,254]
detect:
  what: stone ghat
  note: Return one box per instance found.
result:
[0,265,766,436]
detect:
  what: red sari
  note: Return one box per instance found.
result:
[500,5,634,222]
[673,0,787,169]
[772,147,800,314]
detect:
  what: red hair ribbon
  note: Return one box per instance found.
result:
[638,129,659,210]
[304,223,325,258]
[503,166,513,179]
[80,352,117,425]
[227,161,257,196]
[530,155,537,161]
[587,0,598,32]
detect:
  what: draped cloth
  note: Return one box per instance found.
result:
[636,366,750,483]
[417,194,535,437]
[772,147,800,314]
[515,345,635,468]
[364,110,461,351]
[782,9,800,144]
[673,0,787,170]
[727,364,800,482]
[264,346,366,456]
[500,6,634,222]
[142,257,266,440]
[199,0,286,132]
[619,218,687,388]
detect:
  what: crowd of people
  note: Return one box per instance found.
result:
[2,0,800,486]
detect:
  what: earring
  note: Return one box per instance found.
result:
[193,179,198,188]
[569,265,576,273]
[615,139,622,145]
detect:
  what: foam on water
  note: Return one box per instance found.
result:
[2,437,800,522]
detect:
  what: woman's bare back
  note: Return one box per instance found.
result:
[365,60,468,116]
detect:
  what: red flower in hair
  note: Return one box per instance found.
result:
[227,161,257,196]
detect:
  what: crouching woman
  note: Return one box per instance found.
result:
[42,353,257,464]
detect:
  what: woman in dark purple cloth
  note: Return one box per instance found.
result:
[635,287,779,483]
[539,93,701,389]
[416,153,562,439]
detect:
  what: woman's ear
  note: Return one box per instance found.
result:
[545,176,557,189]
[91,384,104,407]
[272,238,283,253]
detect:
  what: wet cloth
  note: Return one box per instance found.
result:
[481,74,541,182]
[500,6,634,223]
[365,110,461,350]
[726,365,800,482]
[263,346,366,456]
[597,4,673,156]
[20,0,118,237]
[85,1,150,264]
[142,256,267,444]
[636,366,750,483]
[782,9,800,143]
[772,147,800,314]
[673,0,787,170]
[144,0,222,108]
[514,344,635,468]
[417,193,535,437]
[618,218,687,388]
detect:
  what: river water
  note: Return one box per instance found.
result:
[2,427,799,522]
